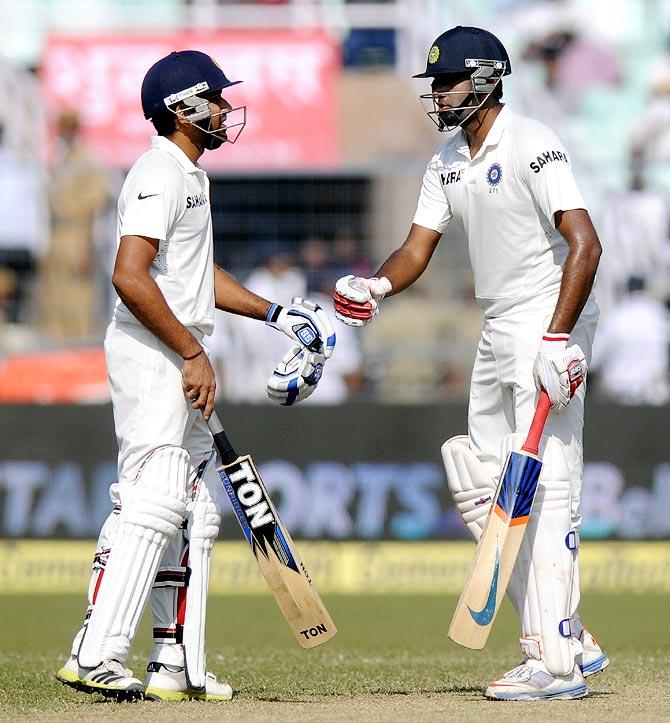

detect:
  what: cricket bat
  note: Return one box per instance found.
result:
[448,390,552,649]
[207,410,337,648]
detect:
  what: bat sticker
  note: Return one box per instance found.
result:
[220,460,300,575]
[467,537,500,626]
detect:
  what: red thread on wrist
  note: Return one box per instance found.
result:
[183,348,204,361]
[542,334,569,342]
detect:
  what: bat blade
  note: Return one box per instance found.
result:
[448,391,551,649]
[218,453,337,648]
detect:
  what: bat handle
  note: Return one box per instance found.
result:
[522,390,551,456]
[205,410,238,464]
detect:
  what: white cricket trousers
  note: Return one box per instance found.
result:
[105,319,213,482]
[468,298,599,502]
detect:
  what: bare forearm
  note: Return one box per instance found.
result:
[113,273,201,358]
[548,210,602,333]
[214,265,272,320]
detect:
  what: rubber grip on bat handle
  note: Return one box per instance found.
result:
[522,390,551,456]
[205,410,238,464]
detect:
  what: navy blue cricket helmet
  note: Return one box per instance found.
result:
[414,26,511,80]
[415,26,510,132]
[141,50,242,120]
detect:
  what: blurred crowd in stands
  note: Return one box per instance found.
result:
[1,0,670,404]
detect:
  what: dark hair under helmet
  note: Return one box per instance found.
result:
[413,26,511,79]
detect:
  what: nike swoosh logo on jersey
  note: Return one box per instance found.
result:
[467,537,500,626]
[138,192,160,200]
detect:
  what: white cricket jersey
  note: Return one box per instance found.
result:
[113,135,215,334]
[413,105,596,317]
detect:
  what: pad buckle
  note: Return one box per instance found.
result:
[558,618,573,638]
[565,529,580,551]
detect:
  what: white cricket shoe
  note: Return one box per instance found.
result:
[579,628,610,677]
[56,655,144,701]
[143,644,233,702]
[485,659,587,701]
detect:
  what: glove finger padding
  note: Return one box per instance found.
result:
[332,275,390,326]
[333,292,378,327]
[267,345,326,406]
[266,297,336,359]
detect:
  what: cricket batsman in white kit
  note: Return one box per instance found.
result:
[333,26,609,700]
[57,50,335,701]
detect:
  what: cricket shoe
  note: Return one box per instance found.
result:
[578,628,610,678]
[56,655,144,700]
[143,644,233,702]
[485,658,587,701]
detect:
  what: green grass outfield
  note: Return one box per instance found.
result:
[2,592,669,721]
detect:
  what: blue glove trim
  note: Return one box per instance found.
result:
[284,377,299,406]
[266,303,282,325]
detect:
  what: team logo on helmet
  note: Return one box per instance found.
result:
[486,162,502,186]
[428,45,440,64]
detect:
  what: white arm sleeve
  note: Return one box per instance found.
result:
[120,167,185,241]
[518,123,586,227]
[412,158,453,234]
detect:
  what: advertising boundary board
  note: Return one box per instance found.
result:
[2,540,669,594]
[0,402,668,540]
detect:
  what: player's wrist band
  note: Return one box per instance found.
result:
[542,332,570,343]
[266,303,282,325]
[183,347,204,361]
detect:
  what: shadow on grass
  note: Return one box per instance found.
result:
[242,684,486,703]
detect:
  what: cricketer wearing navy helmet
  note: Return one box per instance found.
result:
[56,49,334,703]
[141,49,246,150]
[334,26,607,700]
[413,25,511,131]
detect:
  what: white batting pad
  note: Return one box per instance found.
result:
[512,436,578,676]
[183,455,220,689]
[77,446,188,668]
[442,433,525,541]
[441,435,495,541]
[150,452,220,690]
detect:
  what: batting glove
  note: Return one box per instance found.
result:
[266,298,335,359]
[332,275,392,327]
[267,345,326,406]
[532,332,586,413]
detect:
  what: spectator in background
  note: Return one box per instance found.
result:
[40,111,111,341]
[631,55,670,164]
[244,239,305,302]
[0,268,17,343]
[520,26,621,105]
[597,154,670,316]
[300,235,330,293]
[591,276,670,405]
[210,241,307,402]
[510,1,621,99]
[332,227,373,280]
[0,123,48,324]
[510,4,621,202]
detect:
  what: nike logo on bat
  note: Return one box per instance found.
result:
[467,538,500,626]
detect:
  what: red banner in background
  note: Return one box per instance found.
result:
[0,348,108,403]
[41,31,340,171]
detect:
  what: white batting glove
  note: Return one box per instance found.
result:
[266,345,325,406]
[332,275,392,327]
[266,298,335,359]
[532,332,587,413]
